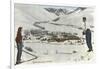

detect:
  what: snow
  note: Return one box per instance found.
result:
[15,39,95,64]
[14,3,94,36]
[14,3,95,65]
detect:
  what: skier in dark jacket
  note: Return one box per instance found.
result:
[15,27,23,64]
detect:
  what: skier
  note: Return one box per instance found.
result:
[15,27,23,64]
[82,17,93,52]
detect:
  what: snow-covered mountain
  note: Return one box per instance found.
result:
[14,3,94,37]
[44,7,86,16]
[15,4,53,35]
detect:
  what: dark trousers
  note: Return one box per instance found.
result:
[16,43,23,63]
[86,39,92,50]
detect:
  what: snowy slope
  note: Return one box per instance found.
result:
[56,7,94,28]
[14,3,57,35]
[43,8,93,37]
[15,4,94,36]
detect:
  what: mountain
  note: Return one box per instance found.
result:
[44,7,86,16]
[14,3,94,37]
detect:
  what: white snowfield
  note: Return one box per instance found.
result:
[14,3,95,65]
[15,39,95,64]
